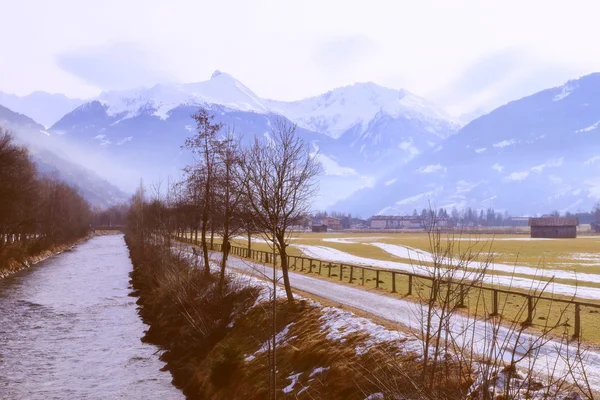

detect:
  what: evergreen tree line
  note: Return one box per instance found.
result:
[0,130,92,249]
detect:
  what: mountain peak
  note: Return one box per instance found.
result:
[211,70,223,79]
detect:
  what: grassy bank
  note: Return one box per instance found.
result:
[127,235,474,399]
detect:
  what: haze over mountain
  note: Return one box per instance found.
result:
[333,73,600,216]
[0,91,84,127]
[47,71,458,209]
[5,68,600,216]
[0,103,128,208]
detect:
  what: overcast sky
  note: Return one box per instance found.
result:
[2,0,600,116]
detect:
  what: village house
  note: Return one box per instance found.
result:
[320,216,343,230]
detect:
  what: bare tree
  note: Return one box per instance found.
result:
[215,127,246,296]
[183,108,223,277]
[241,119,322,302]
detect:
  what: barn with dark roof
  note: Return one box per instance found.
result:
[528,217,579,238]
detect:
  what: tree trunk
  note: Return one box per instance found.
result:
[247,229,252,253]
[201,215,210,277]
[218,216,230,296]
[276,237,294,302]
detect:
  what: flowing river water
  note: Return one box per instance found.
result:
[0,234,183,399]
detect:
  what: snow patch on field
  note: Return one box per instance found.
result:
[283,372,303,393]
[294,244,600,298]
[319,306,421,356]
[309,366,330,378]
[245,322,296,362]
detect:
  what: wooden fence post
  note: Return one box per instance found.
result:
[491,289,499,316]
[319,261,322,275]
[349,265,354,283]
[339,264,343,281]
[574,303,581,339]
[408,274,413,295]
[361,268,365,286]
[376,270,380,289]
[328,263,332,278]
[525,296,533,326]
[458,284,465,308]
[391,272,396,293]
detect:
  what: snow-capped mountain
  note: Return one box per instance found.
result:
[0,104,128,207]
[333,73,600,216]
[265,83,458,139]
[96,70,268,121]
[46,71,457,208]
[0,91,84,127]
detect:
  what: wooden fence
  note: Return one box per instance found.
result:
[178,235,600,339]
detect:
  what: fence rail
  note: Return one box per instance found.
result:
[177,235,600,339]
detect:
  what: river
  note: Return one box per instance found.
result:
[0,234,183,399]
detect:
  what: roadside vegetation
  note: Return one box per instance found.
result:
[0,129,92,276]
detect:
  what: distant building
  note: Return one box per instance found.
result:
[368,215,448,230]
[529,217,579,238]
[312,224,328,233]
[321,217,343,230]
[507,217,529,227]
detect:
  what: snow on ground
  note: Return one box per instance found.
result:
[293,244,600,299]
[283,372,302,393]
[371,242,600,285]
[309,366,330,378]
[370,242,436,263]
[245,322,296,362]
[319,306,422,356]
[218,253,600,394]
[322,236,390,244]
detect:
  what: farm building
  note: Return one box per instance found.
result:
[311,224,328,233]
[528,217,579,238]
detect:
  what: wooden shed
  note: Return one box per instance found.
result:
[528,217,579,238]
[312,224,328,233]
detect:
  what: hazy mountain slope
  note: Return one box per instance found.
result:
[47,71,458,207]
[0,104,128,208]
[50,98,368,208]
[0,91,84,127]
[333,73,600,216]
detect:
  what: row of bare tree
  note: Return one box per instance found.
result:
[0,129,92,248]
[126,108,322,302]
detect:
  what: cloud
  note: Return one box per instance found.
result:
[416,164,446,174]
[55,42,172,90]
[493,139,516,148]
[313,35,378,71]
[492,163,504,173]
[432,48,582,116]
[506,171,529,181]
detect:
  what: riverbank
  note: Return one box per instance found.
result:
[127,235,478,399]
[0,233,97,280]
